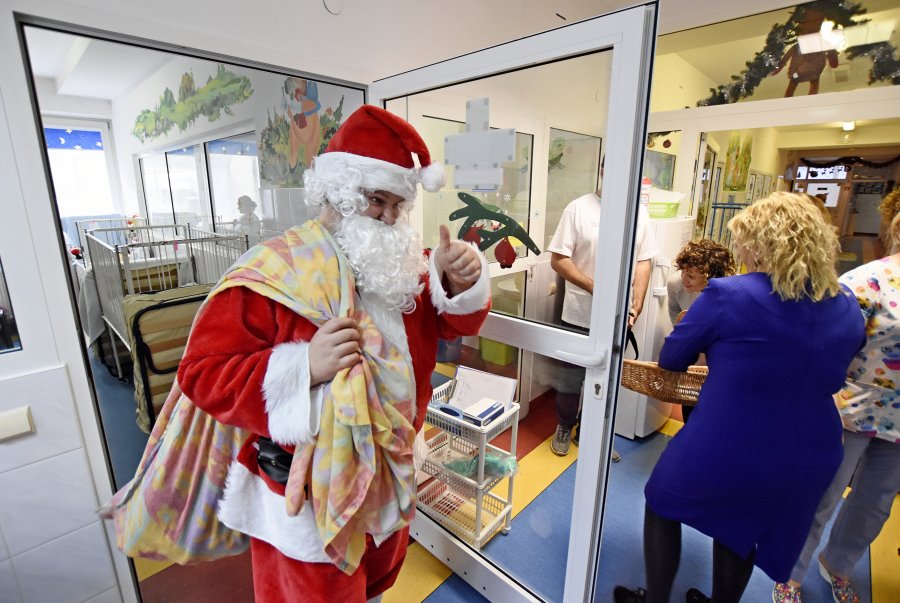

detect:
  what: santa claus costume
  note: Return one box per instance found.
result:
[177,106,490,603]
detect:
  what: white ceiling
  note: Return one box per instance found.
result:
[19,0,899,143]
[24,0,806,102]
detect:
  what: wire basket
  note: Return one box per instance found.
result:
[620,360,708,406]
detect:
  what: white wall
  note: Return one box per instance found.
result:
[649,53,716,113]
[34,76,112,119]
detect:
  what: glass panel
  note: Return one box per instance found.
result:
[545,128,603,251]
[23,22,366,603]
[419,118,534,265]
[206,132,260,232]
[428,345,591,601]
[140,153,175,225]
[388,49,614,602]
[165,145,214,229]
[0,258,21,353]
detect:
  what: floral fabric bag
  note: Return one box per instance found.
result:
[100,380,250,563]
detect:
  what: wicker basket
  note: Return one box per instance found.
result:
[620,359,708,406]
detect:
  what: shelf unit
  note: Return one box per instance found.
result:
[417,380,519,549]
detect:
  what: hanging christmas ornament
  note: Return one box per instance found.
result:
[462,225,482,246]
[494,238,517,269]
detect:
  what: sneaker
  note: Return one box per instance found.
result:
[818,556,859,603]
[772,583,801,603]
[550,425,571,456]
[612,448,622,462]
[613,586,645,603]
[686,588,710,603]
[572,422,580,446]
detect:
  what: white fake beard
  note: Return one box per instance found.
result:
[333,212,427,314]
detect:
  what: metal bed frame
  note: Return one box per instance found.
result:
[74,216,148,263]
[85,224,248,378]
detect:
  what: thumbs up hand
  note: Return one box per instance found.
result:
[435,224,482,296]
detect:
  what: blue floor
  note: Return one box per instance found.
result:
[424,431,872,602]
[89,347,148,490]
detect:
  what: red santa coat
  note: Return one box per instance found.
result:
[176,252,490,569]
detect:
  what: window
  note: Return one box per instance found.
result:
[43,124,121,248]
[165,145,213,229]
[139,153,175,225]
[206,133,260,229]
[138,133,258,233]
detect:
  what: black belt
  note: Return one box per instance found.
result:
[257,436,292,485]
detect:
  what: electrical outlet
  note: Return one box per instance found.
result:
[0,406,35,443]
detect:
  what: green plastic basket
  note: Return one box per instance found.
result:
[647,201,679,218]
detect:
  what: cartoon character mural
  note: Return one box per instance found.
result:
[258,77,350,187]
[284,78,322,169]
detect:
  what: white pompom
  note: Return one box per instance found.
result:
[419,162,446,192]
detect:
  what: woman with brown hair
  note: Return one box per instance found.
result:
[615,192,865,603]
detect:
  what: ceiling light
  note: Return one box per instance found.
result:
[842,121,855,131]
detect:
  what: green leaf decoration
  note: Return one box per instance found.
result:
[449,192,541,256]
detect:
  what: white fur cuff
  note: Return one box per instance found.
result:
[263,342,324,446]
[429,243,490,315]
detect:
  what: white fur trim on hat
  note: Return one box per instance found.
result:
[313,152,419,200]
[429,242,490,315]
[418,161,446,193]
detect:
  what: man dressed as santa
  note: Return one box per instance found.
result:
[177,105,491,602]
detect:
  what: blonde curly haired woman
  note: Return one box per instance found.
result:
[615,193,865,603]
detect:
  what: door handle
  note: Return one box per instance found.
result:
[555,349,607,369]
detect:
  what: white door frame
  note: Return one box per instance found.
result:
[370,4,658,601]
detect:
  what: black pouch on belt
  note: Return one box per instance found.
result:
[257,436,292,485]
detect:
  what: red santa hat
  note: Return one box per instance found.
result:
[311,105,446,200]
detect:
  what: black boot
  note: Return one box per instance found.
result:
[613,586,646,603]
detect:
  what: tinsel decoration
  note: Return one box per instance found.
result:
[801,155,900,169]
[698,0,899,106]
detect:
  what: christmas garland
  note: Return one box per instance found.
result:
[698,0,900,106]
[801,155,900,169]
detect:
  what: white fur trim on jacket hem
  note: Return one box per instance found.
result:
[219,461,331,562]
[263,341,324,446]
[429,243,490,315]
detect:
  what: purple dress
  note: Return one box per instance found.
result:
[644,272,865,582]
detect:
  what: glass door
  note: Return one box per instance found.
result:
[371,4,657,601]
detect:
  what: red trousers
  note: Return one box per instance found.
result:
[249,528,408,603]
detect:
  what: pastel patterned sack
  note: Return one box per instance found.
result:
[100,380,250,563]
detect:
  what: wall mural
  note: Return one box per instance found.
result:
[699,0,900,106]
[257,77,346,187]
[722,132,753,192]
[133,64,253,141]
